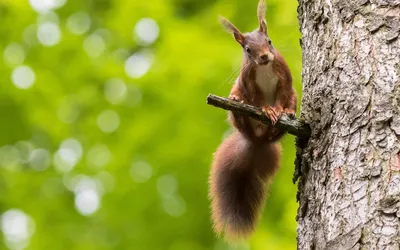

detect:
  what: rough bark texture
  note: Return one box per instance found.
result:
[296,0,400,249]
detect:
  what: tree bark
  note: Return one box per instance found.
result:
[296,0,400,249]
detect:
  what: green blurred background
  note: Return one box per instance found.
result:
[0,0,302,249]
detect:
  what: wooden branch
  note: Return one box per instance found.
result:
[206,94,311,138]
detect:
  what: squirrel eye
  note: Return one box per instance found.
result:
[268,40,272,45]
[245,47,251,53]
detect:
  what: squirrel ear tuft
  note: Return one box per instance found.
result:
[219,16,245,46]
[257,0,268,34]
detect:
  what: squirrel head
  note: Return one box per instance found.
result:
[219,0,274,66]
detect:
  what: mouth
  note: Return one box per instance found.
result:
[257,60,270,66]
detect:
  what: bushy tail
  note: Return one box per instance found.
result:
[209,131,281,240]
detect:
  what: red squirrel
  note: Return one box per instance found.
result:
[209,0,297,240]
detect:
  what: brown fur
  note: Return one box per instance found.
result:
[228,50,296,142]
[209,132,281,239]
[209,0,297,241]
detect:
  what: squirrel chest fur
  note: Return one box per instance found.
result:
[250,63,278,136]
[255,64,278,105]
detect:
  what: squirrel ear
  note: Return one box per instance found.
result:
[257,0,268,34]
[219,16,245,46]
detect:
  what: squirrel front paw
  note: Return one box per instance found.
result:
[283,108,296,118]
[229,94,244,103]
[262,105,282,125]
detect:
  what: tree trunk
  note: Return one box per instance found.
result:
[296,0,400,249]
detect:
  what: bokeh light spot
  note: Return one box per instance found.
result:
[60,175,103,216]
[15,141,34,165]
[124,51,153,79]
[84,34,105,58]
[3,43,25,67]
[1,209,35,250]
[37,22,61,46]
[104,78,127,105]
[67,12,91,35]
[157,174,178,199]
[86,144,111,169]
[29,0,67,13]
[0,146,20,169]
[37,11,59,24]
[134,18,160,46]
[130,161,152,183]
[113,48,130,61]
[97,110,120,133]
[73,175,101,194]
[29,148,51,171]
[74,188,100,216]
[11,66,35,89]
[23,25,37,46]
[53,138,83,173]
[162,195,186,217]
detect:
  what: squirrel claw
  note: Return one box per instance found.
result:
[229,94,242,103]
[262,106,282,125]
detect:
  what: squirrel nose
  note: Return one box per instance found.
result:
[260,54,269,61]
